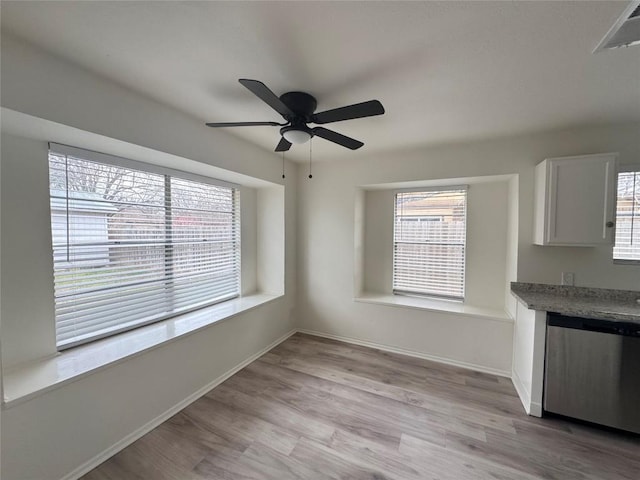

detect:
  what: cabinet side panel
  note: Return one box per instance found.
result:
[533,161,548,245]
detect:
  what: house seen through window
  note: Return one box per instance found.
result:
[393,187,467,300]
[48,147,240,349]
[614,171,640,263]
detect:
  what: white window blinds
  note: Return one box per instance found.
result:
[614,171,640,262]
[48,146,240,349]
[393,188,467,300]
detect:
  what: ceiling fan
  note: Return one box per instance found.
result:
[206,79,385,151]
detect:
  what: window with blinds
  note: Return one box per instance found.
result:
[393,187,467,300]
[48,146,240,349]
[614,171,640,263]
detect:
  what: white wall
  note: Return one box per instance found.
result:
[1,136,57,367]
[0,111,4,477]
[257,186,286,295]
[362,189,391,294]
[465,181,508,308]
[296,122,640,378]
[1,34,298,480]
[504,175,519,317]
[240,186,258,295]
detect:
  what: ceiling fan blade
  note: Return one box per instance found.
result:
[312,100,384,124]
[312,127,364,150]
[206,121,285,127]
[275,137,292,152]
[239,79,294,118]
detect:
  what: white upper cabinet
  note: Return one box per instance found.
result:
[534,153,618,246]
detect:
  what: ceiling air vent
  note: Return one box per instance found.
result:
[595,1,640,51]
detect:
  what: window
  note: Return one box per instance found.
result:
[614,170,640,263]
[48,145,240,349]
[393,187,467,300]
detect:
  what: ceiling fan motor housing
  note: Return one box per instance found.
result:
[279,92,317,143]
[279,91,318,120]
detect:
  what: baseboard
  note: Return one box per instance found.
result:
[60,329,297,480]
[529,401,542,417]
[511,368,532,415]
[297,329,511,378]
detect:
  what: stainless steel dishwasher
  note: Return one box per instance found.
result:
[544,313,640,434]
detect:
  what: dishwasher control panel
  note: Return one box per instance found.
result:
[547,314,640,337]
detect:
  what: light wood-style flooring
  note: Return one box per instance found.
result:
[82,333,640,480]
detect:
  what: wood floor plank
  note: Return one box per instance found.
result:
[502,420,640,479]
[237,442,337,480]
[205,383,336,444]
[84,426,207,480]
[276,334,468,386]
[399,433,542,480]
[327,428,425,479]
[181,395,299,456]
[444,429,590,480]
[267,343,526,416]
[290,436,404,480]
[192,448,265,480]
[81,333,640,480]
[249,359,485,444]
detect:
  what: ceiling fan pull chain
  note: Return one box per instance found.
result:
[282,151,285,179]
[308,138,313,179]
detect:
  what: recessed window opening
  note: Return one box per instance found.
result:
[393,187,467,301]
[48,145,240,349]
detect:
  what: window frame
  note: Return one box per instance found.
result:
[48,143,241,350]
[613,165,640,265]
[392,185,468,301]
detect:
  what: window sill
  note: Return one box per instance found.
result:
[2,293,282,408]
[613,259,640,265]
[354,292,512,322]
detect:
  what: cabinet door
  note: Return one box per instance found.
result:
[547,154,616,245]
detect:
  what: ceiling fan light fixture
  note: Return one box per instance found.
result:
[282,127,312,145]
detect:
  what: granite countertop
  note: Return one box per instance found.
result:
[510,282,640,325]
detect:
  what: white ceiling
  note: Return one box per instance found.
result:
[2,1,639,162]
